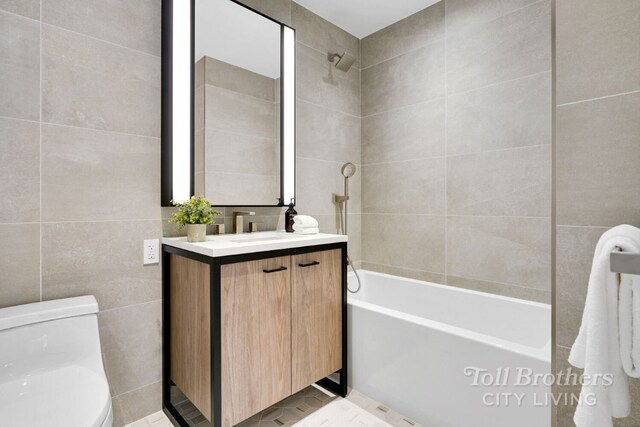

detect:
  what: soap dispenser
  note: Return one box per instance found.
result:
[285,200,297,233]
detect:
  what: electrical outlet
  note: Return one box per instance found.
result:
[144,239,159,265]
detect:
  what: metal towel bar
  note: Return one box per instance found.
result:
[610,251,640,275]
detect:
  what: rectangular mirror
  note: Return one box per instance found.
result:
[162,0,295,207]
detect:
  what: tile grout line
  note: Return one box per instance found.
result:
[99,299,162,316]
[360,70,551,120]
[1,218,165,226]
[557,88,640,107]
[0,116,161,140]
[111,378,162,400]
[40,21,161,59]
[360,143,551,167]
[444,6,448,286]
[360,213,551,219]
[296,96,360,119]
[361,35,446,71]
[0,7,39,23]
[39,0,43,302]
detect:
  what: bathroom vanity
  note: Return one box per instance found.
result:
[161,231,348,427]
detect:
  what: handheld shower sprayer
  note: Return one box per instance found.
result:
[335,162,361,293]
[334,162,357,232]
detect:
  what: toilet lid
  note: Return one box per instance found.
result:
[0,364,111,427]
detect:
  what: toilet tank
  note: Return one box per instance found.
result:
[0,296,105,380]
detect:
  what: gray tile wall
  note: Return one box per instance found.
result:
[0,1,162,425]
[361,0,552,302]
[555,0,640,424]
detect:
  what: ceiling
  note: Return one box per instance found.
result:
[293,0,441,38]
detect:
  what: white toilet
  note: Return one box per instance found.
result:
[0,296,113,427]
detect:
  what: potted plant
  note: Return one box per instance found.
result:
[169,196,222,242]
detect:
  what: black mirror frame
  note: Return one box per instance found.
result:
[161,0,296,207]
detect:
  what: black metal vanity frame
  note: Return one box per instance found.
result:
[161,0,297,208]
[161,242,348,427]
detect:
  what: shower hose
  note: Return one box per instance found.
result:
[339,201,362,294]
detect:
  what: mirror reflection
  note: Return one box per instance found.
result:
[194,0,283,206]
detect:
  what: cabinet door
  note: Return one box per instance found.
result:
[291,249,343,393]
[220,257,292,426]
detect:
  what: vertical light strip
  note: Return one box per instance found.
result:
[282,27,295,204]
[172,0,191,202]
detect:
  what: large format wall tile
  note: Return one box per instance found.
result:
[447,216,551,291]
[296,157,361,216]
[445,0,540,36]
[312,213,361,262]
[556,0,640,104]
[0,224,40,308]
[292,2,360,69]
[446,72,552,156]
[446,0,551,94]
[296,100,360,163]
[447,145,551,217]
[362,214,446,275]
[296,43,361,117]
[362,158,445,215]
[447,275,550,303]
[42,25,160,137]
[98,301,162,397]
[0,118,40,223]
[362,41,444,116]
[42,0,161,56]
[557,92,640,227]
[362,99,445,164]
[112,381,162,427]
[0,0,40,19]
[41,124,160,222]
[555,226,605,348]
[361,2,444,68]
[360,262,446,285]
[0,11,39,121]
[42,221,162,311]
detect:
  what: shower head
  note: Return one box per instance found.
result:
[341,162,357,178]
[329,52,355,72]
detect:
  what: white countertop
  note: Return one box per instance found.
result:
[162,230,348,258]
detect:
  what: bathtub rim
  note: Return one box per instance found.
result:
[347,270,551,364]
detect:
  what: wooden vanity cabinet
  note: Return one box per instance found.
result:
[162,243,347,427]
[291,249,342,393]
[221,256,292,426]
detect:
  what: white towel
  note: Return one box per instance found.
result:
[293,223,317,232]
[569,224,640,427]
[293,215,318,227]
[294,227,319,235]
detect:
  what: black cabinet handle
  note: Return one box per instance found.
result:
[298,261,320,268]
[263,266,288,273]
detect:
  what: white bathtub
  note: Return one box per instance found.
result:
[347,270,551,427]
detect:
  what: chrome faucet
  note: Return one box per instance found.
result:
[233,211,255,234]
